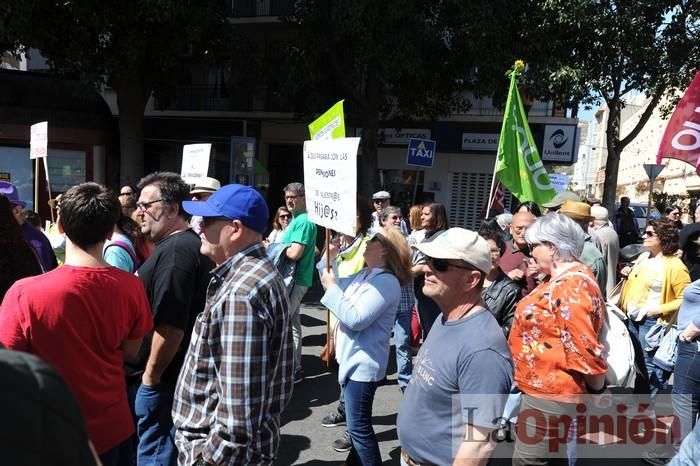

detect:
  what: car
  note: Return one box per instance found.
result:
[615,202,661,234]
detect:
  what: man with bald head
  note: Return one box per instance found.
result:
[498,210,538,295]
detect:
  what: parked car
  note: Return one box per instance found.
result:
[615,202,661,234]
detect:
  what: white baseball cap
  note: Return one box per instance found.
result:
[413,228,492,274]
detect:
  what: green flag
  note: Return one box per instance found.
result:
[309,100,345,140]
[495,73,555,207]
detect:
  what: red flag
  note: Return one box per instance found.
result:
[657,72,700,174]
[481,181,505,218]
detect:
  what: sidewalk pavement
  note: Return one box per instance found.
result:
[276,288,654,466]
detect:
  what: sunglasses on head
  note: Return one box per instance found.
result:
[426,257,475,273]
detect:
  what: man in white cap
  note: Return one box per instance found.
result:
[370,190,408,235]
[397,228,513,466]
[591,205,619,297]
[541,190,580,212]
[189,177,221,234]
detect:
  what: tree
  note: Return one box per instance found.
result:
[277,0,522,198]
[519,0,700,213]
[0,0,226,184]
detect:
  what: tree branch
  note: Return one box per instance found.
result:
[619,92,662,149]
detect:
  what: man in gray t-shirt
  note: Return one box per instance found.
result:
[397,228,514,466]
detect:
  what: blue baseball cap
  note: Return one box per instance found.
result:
[183,184,269,234]
[0,181,26,208]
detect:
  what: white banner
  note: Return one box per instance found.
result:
[548,173,571,193]
[181,144,211,183]
[303,138,359,236]
[30,121,48,159]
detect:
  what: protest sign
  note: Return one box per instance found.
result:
[30,121,48,159]
[303,137,359,236]
[181,144,211,184]
[309,100,346,140]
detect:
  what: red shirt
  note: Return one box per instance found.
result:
[0,266,153,453]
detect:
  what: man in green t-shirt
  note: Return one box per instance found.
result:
[281,182,318,383]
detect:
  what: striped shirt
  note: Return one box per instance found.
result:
[172,243,294,465]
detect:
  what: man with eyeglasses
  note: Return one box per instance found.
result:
[499,211,538,296]
[397,228,513,466]
[188,177,221,235]
[370,190,408,235]
[281,182,317,384]
[132,172,215,465]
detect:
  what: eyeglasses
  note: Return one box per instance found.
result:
[136,199,164,211]
[670,212,680,217]
[642,230,657,237]
[426,257,476,273]
[119,192,133,197]
[285,194,303,200]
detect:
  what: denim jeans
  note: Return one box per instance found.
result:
[288,284,309,374]
[628,317,671,397]
[394,306,413,389]
[135,382,177,466]
[672,340,700,442]
[343,379,381,466]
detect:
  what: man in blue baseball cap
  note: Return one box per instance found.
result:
[0,181,57,272]
[172,184,294,466]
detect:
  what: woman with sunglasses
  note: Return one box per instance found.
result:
[266,206,292,244]
[320,227,412,466]
[509,213,607,466]
[411,202,449,339]
[619,218,690,396]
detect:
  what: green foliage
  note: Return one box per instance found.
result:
[651,191,688,214]
[518,0,700,211]
[0,0,226,97]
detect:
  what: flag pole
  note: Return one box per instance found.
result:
[324,228,331,368]
[484,168,498,219]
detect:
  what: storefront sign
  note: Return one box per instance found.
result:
[303,137,359,236]
[357,128,432,145]
[181,143,211,184]
[541,124,578,163]
[461,132,499,151]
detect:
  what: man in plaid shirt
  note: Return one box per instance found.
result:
[173,184,294,465]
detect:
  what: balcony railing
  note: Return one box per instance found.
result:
[153,86,291,113]
[227,0,294,17]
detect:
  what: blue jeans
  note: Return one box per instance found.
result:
[628,317,671,396]
[394,306,413,389]
[343,379,381,466]
[672,340,700,442]
[135,383,177,466]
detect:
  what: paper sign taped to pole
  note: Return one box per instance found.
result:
[30,121,48,159]
[303,137,359,236]
[308,100,346,140]
[181,144,212,183]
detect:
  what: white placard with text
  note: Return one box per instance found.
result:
[303,138,359,236]
[30,121,48,159]
[181,144,212,183]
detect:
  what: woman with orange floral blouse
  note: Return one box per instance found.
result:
[509,213,608,466]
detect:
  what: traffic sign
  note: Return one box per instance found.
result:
[406,138,436,168]
[643,163,665,181]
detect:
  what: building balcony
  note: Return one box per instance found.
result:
[153,86,292,113]
[226,0,294,18]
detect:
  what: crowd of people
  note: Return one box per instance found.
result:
[1,177,700,466]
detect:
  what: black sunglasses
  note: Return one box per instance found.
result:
[426,257,475,273]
